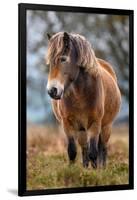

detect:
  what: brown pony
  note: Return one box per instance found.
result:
[46,32,121,168]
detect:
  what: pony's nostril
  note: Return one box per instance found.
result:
[52,87,57,96]
[47,86,63,99]
[48,87,57,97]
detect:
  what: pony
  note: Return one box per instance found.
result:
[46,32,121,168]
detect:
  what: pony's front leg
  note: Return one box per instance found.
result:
[62,120,77,164]
[88,121,101,169]
[67,137,77,164]
[78,131,89,168]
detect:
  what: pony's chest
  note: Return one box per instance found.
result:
[59,99,91,130]
[61,95,87,114]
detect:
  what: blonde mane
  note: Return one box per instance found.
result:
[46,32,98,72]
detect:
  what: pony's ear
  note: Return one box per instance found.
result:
[63,32,69,48]
[47,33,52,40]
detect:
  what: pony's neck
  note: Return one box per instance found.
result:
[70,68,92,95]
[62,66,100,111]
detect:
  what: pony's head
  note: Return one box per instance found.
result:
[46,32,97,100]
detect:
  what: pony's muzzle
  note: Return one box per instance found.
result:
[47,86,63,100]
[48,87,57,98]
[48,86,57,96]
[47,79,64,100]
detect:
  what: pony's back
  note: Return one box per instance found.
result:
[97,58,117,82]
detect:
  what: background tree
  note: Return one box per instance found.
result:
[27,10,129,124]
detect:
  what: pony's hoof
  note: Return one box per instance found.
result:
[69,160,75,165]
[91,160,97,169]
[83,162,89,168]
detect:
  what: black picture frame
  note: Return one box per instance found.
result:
[18,3,134,196]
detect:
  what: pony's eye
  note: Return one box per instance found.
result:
[60,57,67,63]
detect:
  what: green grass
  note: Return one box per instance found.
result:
[27,125,129,190]
[27,147,128,190]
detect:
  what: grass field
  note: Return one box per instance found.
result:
[27,124,129,190]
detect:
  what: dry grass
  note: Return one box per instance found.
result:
[27,124,129,190]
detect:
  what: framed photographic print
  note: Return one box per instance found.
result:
[18,3,134,196]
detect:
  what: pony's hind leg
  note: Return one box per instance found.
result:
[67,137,77,164]
[78,131,89,168]
[98,124,112,167]
[98,135,107,167]
[88,137,98,168]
